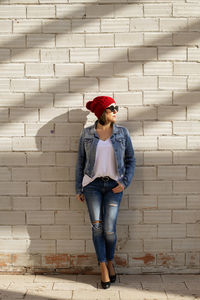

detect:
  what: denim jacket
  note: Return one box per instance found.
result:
[75,120,136,194]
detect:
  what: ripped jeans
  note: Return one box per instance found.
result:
[83,177,123,263]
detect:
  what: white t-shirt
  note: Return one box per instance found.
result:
[82,138,120,187]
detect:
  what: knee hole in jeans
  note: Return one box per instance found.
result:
[92,220,103,231]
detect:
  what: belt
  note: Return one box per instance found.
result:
[99,176,110,182]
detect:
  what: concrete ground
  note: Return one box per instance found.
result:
[0,274,200,300]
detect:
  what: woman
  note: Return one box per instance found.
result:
[75,96,136,289]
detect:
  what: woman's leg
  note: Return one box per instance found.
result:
[103,182,123,264]
[83,180,107,264]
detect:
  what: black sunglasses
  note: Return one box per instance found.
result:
[106,105,119,112]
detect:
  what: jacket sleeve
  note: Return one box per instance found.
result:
[75,129,86,194]
[118,127,136,189]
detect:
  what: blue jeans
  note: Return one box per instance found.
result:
[83,177,123,263]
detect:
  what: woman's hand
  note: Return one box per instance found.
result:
[76,193,85,202]
[112,181,125,193]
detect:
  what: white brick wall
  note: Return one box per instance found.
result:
[0,0,199,274]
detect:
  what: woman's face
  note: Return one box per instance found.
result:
[105,102,118,123]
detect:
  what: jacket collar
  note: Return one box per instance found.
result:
[90,120,119,138]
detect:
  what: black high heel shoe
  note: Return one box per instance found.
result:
[101,280,111,289]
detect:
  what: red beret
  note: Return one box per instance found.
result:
[86,96,116,119]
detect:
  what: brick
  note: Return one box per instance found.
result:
[12,167,40,181]
[114,63,142,76]
[144,4,172,16]
[0,152,26,166]
[0,64,24,77]
[12,49,39,62]
[10,108,38,123]
[27,5,55,18]
[144,91,172,105]
[70,225,91,239]
[0,167,10,181]
[27,211,54,225]
[115,33,143,46]
[129,195,157,210]
[27,152,55,166]
[101,19,129,32]
[144,33,172,46]
[114,4,143,17]
[40,79,69,93]
[174,63,200,75]
[158,224,186,238]
[27,34,55,48]
[173,4,200,17]
[13,136,39,151]
[188,136,200,149]
[55,123,82,137]
[13,226,40,239]
[0,109,9,122]
[0,6,26,18]
[188,48,200,61]
[86,34,114,47]
[43,20,70,33]
[25,93,53,108]
[56,153,77,167]
[57,181,76,195]
[0,212,25,225]
[144,151,172,165]
[40,167,69,181]
[174,33,200,46]
[0,79,10,91]
[158,106,186,121]
[114,92,142,106]
[130,18,158,31]
[86,5,114,18]
[41,49,69,62]
[0,226,11,238]
[144,181,172,194]
[128,107,157,121]
[26,63,54,76]
[56,34,84,47]
[0,197,12,210]
[85,63,113,77]
[187,224,200,237]
[0,240,27,253]
[72,19,100,33]
[187,167,200,179]
[174,151,200,164]
[144,121,172,135]
[70,48,98,62]
[144,210,171,224]
[173,91,200,105]
[118,239,143,252]
[144,62,172,75]
[11,79,39,92]
[54,93,83,107]
[158,195,186,209]
[29,240,56,254]
[57,240,84,253]
[70,78,98,92]
[160,18,187,32]
[41,196,69,210]
[41,225,69,239]
[187,104,200,120]
[134,166,156,180]
[129,225,157,239]
[129,47,157,61]
[174,181,200,194]
[55,211,84,225]
[26,122,53,138]
[144,239,171,252]
[100,48,127,62]
[158,46,186,60]
[40,108,68,122]
[129,76,157,90]
[173,121,200,135]
[132,136,157,150]
[0,20,12,33]
[100,77,128,91]
[118,210,142,225]
[187,195,200,209]
[158,136,186,149]
[13,197,40,210]
[158,166,186,179]
[173,239,200,251]
[28,182,56,196]
[13,20,41,33]
[159,76,186,90]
